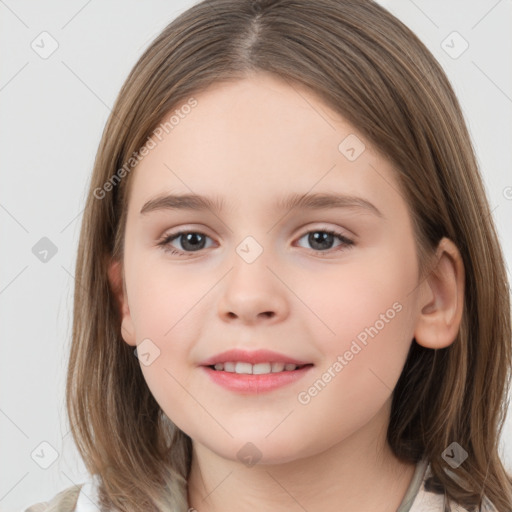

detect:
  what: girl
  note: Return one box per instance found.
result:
[25,0,512,511]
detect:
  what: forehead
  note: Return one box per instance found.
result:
[126,73,402,219]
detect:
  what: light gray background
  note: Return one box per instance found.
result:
[0,1,511,511]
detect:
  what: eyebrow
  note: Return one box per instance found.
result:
[139,192,383,218]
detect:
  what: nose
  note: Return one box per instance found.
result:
[217,252,289,325]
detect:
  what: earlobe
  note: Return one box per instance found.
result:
[107,258,137,347]
[413,237,465,350]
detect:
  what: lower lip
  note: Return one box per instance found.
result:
[201,365,314,393]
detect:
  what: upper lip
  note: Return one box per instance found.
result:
[199,349,312,366]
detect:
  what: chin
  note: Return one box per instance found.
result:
[196,433,317,467]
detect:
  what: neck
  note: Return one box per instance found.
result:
[186,400,416,512]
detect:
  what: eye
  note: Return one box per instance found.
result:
[295,228,354,254]
[156,228,354,257]
[157,230,215,256]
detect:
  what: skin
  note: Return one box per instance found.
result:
[108,72,465,512]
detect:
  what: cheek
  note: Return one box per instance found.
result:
[306,250,416,348]
[292,289,415,456]
[128,257,207,339]
[309,291,413,404]
[304,244,418,395]
[126,260,208,410]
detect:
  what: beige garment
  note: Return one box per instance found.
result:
[24,459,498,512]
[23,484,82,512]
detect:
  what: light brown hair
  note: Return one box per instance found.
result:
[66,0,512,510]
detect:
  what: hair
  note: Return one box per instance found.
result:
[65,0,512,510]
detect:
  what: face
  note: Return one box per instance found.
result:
[114,72,425,465]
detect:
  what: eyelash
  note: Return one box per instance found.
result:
[156,228,355,257]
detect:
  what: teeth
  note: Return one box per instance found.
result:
[235,362,253,374]
[224,362,236,372]
[211,362,300,374]
[252,362,271,374]
[271,362,285,372]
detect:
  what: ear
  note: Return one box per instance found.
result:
[107,258,137,347]
[413,237,465,349]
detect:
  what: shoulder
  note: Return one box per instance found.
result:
[23,484,83,512]
[23,475,102,512]
[406,461,499,512]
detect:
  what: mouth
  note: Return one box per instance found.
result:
[206,362,314,374]
[199,349,314,392]
[201,362,314,393]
